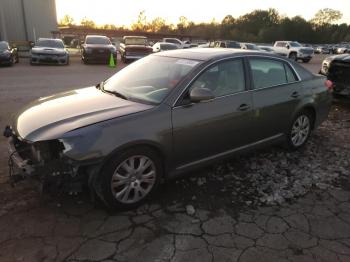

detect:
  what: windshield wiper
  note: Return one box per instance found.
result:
[97,81,128,100]
[96,81,104,90]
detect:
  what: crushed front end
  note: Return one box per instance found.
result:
[4,126,85,194]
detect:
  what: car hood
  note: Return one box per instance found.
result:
[84,44,114,49]
[12,87,153,142]
[124,45,153,51]
[32,47,67,55]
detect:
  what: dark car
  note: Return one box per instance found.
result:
[320,54,350,96]
[0,41,19,66]
[31,38,69,65]
[213,40,241,49]
[119,36,153,63]
[5,49,332,209]
[81,35,117,64]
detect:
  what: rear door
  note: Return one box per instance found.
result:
[247,57,302,139]
[171,58,255,168]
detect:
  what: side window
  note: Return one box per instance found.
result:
[249,58,290,89]
[284,63,298,82]
[190,59,246,97]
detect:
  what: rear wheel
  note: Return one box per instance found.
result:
[96,147,162,210]
[289,52,297,61]
[286,111,313,150]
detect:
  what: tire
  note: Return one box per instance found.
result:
[65,57,70,65]
[15,54,19,63]
[302,59,311,63]
[96,147,162,210]
[289,52,297,61]
[286,110,313,150]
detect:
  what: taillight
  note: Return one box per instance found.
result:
[325,80,334,91]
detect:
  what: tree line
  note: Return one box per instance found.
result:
[59,8,350,43]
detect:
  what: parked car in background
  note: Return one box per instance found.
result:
[0,41,19,66]
[31,38,69,65]
[258,46,277,54]
[320,54,350,97]
[213,40,241,49]
[81,35,116,64]
[152,42,178,52]
[315,46,331,54]
[162,38,190,48]
[240,43,260,50]
[5,48,332,209]
[119,36,153,63]
[336,46,349,54]
[273,41,314,63]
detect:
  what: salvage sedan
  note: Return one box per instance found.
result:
[320,54,350,97]
[5,49,332,209]
[31,38,69,65]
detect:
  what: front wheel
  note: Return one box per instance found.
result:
[289,52,297,61]
[286,111,313,150]
[96,147,162,210]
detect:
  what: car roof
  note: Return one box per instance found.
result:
[154,48,278,61]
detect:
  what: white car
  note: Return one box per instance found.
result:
[162,38,191,49]
[272,41,314,63]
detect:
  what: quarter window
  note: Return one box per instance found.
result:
[249,58,297,89]
[190,59,246,97]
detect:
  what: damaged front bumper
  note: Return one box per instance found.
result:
[5,127,81,190]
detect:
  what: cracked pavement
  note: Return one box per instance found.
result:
[1,57,350,261]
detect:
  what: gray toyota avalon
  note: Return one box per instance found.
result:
[4,48,332,209]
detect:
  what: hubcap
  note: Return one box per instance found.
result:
[291,115,310,147]
[111,155,156,204]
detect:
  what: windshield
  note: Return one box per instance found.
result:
[103,55,200,104]
[86,37,111,45]
[0,42,9,50]
[125,38,147,45]
[227,41,240,48]
[290,41,302,47]
[36,39,64,48]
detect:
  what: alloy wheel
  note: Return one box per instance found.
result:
[111,155,156,204]
[291,115,310,147]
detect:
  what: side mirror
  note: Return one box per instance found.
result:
[190,87,214,103]
[286,45,290,49]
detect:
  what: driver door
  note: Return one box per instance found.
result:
[171,58,255,169]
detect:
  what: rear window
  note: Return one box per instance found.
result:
[249,58,298,89]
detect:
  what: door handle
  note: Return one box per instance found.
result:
[238,104,250,111]
[291,91,300,98]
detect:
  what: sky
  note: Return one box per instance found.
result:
[55,0,350,27]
